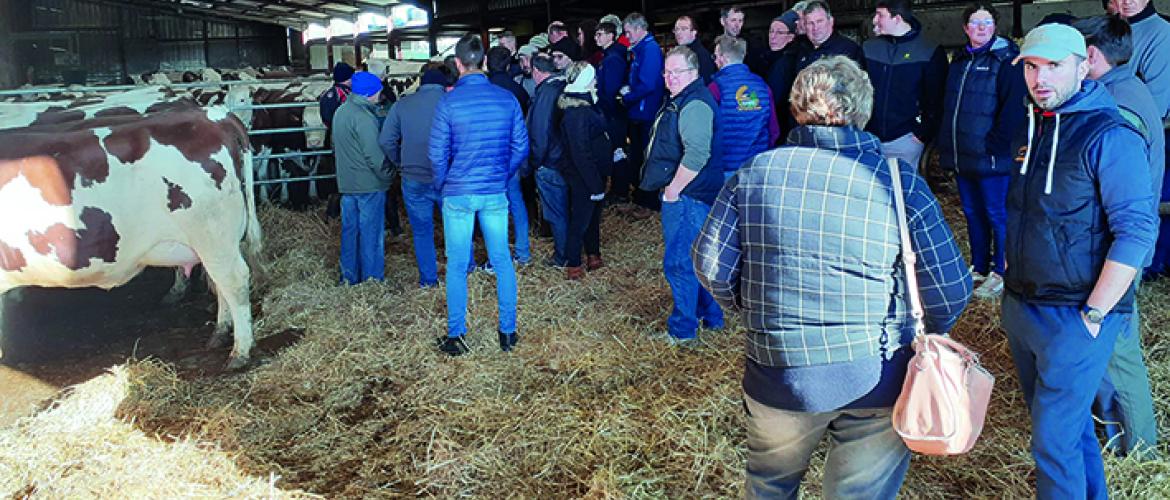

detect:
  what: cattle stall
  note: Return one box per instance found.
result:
[0,73,423,206]
[3,0,290,87]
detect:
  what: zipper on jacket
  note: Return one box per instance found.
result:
[952,57,975,168]
[882,41,895,135]
[640,103,670,180]
[1014,115,1045,271]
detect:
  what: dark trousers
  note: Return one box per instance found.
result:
[613,119,660,211]
[565,178,602,268]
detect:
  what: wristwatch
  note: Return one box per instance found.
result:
[1082,305,1106,324]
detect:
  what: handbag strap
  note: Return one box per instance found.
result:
[887,157,926,337]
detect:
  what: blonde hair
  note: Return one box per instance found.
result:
[790,56,873,128]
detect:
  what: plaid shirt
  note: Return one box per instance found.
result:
[692,125,972,367]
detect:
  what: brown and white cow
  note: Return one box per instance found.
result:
[0,103,262,370]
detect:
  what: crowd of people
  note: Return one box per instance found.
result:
[322,0,1170,497]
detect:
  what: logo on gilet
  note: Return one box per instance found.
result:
[735,85,761,111]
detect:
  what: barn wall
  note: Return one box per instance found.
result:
[0,0,18,89]
[7,0,289,87]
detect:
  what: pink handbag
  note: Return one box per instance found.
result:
[886,158,995,456]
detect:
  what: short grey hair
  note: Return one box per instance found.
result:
[715,35,746,63]
[624,12,649,30]
[801,0,833,17]
[666,45,699,70]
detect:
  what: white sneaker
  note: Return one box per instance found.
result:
[974,272,1004,299]
[969,266,988,283]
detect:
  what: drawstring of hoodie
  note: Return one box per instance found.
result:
[1044,114,1060,195]
[1020,107,1035,175]
[1017,106,1061,195]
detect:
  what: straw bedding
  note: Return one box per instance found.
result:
[3,183,1170,498]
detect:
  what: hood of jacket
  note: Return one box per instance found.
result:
[955,36,1016,63]
[558,91,595,109]
[1018,79,1118,194]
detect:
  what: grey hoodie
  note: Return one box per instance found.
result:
[380,84,446,183]
[332,96,390,194]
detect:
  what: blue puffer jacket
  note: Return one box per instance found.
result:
[1005,81,1155,313]
[710,63,774,173]
[597,43,629,121]
[937,37,1028,178]
[626,34,666,122]
[429,74,529,197]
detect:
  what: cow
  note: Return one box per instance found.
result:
[0,103,262,370]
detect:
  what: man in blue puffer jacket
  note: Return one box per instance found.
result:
[429,33,530,357]
[709,35,780,179]
[621,12,666,211]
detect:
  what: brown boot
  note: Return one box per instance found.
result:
[586,254,605,271]
[566,266,586,280]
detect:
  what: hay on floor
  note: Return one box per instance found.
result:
[4,187,1170,498]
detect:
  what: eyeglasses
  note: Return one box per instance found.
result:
[664,67,697,77]
[967,19,995,28]
[673,26,694,33]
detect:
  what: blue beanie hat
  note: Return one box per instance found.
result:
[351,72,382,97]
[332,62,355,83]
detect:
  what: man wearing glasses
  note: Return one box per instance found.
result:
[639,46,726,344]
[673,15,717,84]
[766,10,801,139]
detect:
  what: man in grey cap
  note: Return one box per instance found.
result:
[1001,22,1156,499]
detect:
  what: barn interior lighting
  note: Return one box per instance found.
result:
[329,18,358,37]
[390,5,428,28]
[303,23,329,43]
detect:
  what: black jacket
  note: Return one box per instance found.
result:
[527,76,568,175]
[687,40,718,85]
[489,70,529,115]
[862,19,949,143]
[318,83,351,127]
[795,33,864,73]
[558,92,611,194]
[766,47,798,141]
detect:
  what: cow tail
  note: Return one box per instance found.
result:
[241,145,266,282]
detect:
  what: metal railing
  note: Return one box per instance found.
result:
[2,72,423,195]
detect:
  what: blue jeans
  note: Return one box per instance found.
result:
[506,174,531,263]
[956,175,1009,275]
[1002,293,1127,500]
[661,195,723,338]
[1095,276,1158,457]
[442,193,517,337]
[535,166,569,265]
[743,394,910,499]
[401,179,442,286]
[339,192,386,284]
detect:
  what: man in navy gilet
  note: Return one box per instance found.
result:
[1002,23,1156,498]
